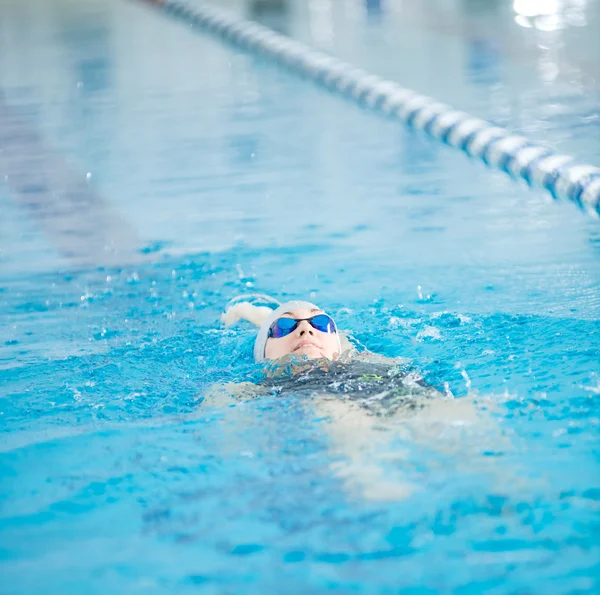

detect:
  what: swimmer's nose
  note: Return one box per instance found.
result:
[297,320,314,336]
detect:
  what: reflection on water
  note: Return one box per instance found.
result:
[513,0,589,29]
[308,0,334,47]
[0,0,143,269]
[57,3,112,94]
[365,0,384,18]
[0,92,141,268]
[248,0,290,34]
[462,0,504,87]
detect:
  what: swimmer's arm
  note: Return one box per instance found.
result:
[312,393,513,502]
[202,381,264,407]
[312,396,415,501]
[199,381,269,459]
[221,302,272,327]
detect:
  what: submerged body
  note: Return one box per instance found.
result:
[213,296,507,501]
[205,351,499,502]
[208,350,445,420]
[218,297,444,416]
[260,352,444,416]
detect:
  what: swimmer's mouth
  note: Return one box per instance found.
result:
[293,341,321,352]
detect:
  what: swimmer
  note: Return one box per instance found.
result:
[211,295,513,501]
[219,296,439,405]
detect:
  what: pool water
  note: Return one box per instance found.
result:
[1,0,599,593]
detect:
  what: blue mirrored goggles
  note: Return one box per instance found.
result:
[268,314,337,339]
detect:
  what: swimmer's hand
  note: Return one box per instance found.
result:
[221,302,273,327]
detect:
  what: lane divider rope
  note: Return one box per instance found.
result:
[139,0,600,218]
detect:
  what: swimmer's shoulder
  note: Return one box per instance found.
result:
[335,349,411,376]
[202,381,267,405]
[338,350,445,398]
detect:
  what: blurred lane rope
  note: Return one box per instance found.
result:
[136,0,600,219]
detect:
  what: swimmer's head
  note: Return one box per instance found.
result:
[254,301,341,363]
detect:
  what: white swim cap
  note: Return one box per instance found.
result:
[253,300,341,362]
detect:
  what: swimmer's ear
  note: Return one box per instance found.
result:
[221,302,273,328]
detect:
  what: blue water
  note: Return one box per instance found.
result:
[1,0,599,593]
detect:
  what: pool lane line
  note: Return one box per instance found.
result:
[0,91,145,269]
[135,0,600,219]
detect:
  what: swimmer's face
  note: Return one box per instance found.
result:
[264,307,340,361]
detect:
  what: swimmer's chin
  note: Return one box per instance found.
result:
[292,345,324,358]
